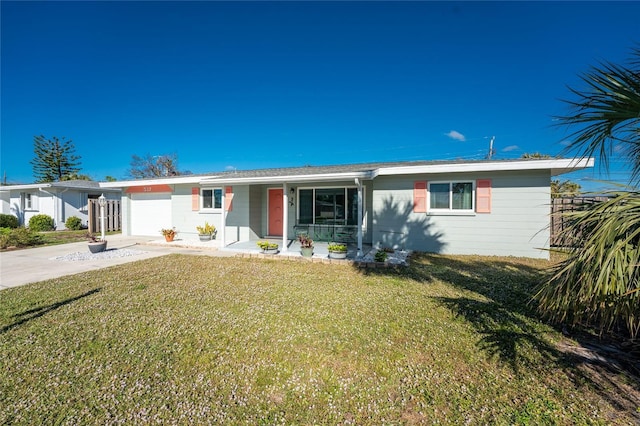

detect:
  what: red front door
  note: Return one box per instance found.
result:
[268,189,283,236]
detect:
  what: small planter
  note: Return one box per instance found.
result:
[88,241,107,253]
[164,235,175,242]
[329,250,347,259]
[300,247,314,258]
[257,240,278,254]
[199,234,212,242]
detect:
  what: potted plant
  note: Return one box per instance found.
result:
[327,242,348,259]
[256,240,279,254]
[86,231,107,253]
[161,227,177,242]
[196,222,216,241]
[298,234,314,258]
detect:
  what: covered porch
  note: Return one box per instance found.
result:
[206,172,371,257]
[224,238,369,260]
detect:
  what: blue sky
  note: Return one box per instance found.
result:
[1,1,638,190]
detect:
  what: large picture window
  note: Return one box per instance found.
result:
[298,187,362,225]
[429,182,473,211]
[201,188,222,210]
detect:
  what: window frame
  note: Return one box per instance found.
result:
[200,188,223,211]
[427,180,475,213]
[22,192,37,210]
[296,185,366,228]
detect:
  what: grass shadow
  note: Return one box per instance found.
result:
[1,288,102,334]
[358,252,640,419]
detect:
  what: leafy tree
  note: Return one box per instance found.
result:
[535,47,640,338]
[128,153,189,179]
[30,135,82,182]
[550,179,581,198]
[105,176,117,182]
[60,172,92,181]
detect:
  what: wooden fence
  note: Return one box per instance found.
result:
[88,199,122,234]
[550,196,607,247]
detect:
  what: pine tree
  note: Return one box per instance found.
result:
[30,135,82,182]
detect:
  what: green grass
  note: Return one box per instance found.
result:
[0,254,636,424]
[0,229,121,251]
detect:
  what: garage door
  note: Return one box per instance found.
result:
[130,192,172,236]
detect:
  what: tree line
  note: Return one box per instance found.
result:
[26,135,190,182]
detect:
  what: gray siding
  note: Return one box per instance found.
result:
[372,171,551,258]
[249,186,263,239]
[170,184,252,244]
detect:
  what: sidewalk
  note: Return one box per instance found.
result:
[0,234,233,290]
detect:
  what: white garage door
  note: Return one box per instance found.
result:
[130,192,172,236]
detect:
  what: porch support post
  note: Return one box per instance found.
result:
[355,178,363,257]
[282,183,289,252]
[220,189,226,247]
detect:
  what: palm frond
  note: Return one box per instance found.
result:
[556,49,640,184]
[536,190,640,338]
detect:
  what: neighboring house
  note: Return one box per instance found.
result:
[101,158,593,259]
[0,180,121,230]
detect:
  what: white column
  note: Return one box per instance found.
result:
[220,188,226,247]
[356,178,363,257]
[282,183,289,252]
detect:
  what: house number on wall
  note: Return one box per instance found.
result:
[143,187,152,192]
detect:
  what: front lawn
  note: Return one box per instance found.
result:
[0,254,637,424]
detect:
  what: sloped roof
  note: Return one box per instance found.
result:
[99,157,595,188]
[0,180,121,192]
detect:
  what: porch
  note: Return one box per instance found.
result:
[225,238,368,260]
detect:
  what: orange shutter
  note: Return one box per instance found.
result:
[476,179,491,213]
[414,181,427,213]
[225,186,233,212]
[191,187,199,211]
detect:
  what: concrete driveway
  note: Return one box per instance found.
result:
[0,235,233,290]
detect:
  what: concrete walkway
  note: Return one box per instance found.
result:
[0,234,234,290]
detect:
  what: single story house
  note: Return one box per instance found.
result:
[100,158,593,259]
[0,180,121,230]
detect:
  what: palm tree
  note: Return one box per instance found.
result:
[535,47,640,338]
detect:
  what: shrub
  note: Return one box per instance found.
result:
[65,216,83,230]
[0,227,43,249]
[374,250,388,262]
[28,214,55,232]
[0,214,19,229]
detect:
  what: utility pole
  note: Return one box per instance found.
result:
[487,136,495,159]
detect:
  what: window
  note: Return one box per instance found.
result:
[297,187,363,225]
[201,188,222,209]
[21,192,36,210]
[429,182,473,211]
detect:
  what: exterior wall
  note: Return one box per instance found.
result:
[249,186,263,239]
[0,191,9,214]
[121,194,131,236]
[170,184,251,244]
[371,171,551,259]
[4,188,118,229]
[226,185,251,243]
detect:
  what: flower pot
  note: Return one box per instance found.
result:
[300,247,314,258]
[164,235,175,242]
[199,234,212,242]
[88,241,107,253]
[263,247,279,255]
[329,251,347,259]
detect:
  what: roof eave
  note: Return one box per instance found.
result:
[200,171,373,185]
[376,158,595,177]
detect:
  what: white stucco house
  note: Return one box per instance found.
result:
[0,180,121,230]
[100,157,593,259]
